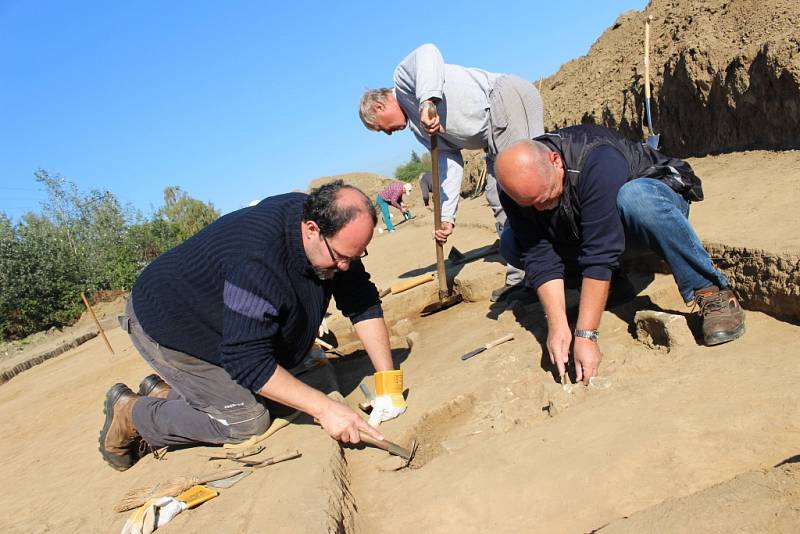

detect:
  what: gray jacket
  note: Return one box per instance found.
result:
[394,44,501,223]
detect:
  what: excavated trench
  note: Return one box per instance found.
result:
[321,240,799,533]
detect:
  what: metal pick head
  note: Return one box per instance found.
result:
[405,439,418,468]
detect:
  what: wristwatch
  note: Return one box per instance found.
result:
[574,329,600,342]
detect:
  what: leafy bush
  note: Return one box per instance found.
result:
[0,171,219,340]
[394,150,431,183]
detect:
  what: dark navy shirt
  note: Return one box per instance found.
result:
[500,145,630,289]
[131,193,382,392]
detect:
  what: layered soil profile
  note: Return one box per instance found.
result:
[541,0,800,157]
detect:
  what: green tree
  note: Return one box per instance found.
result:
[0,212,84,338]
[0,172,221,340]
[394,150,431,183]
[158,186,220,242]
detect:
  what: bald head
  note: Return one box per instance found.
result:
[495,140,564,211]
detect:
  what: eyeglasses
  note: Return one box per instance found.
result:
[321,234,368,265]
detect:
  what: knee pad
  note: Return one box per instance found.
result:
[226,407,271,441]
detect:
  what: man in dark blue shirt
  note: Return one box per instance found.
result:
[99,181,405,471]
[495,125,745,385]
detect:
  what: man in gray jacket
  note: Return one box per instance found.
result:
[360,43,544,301]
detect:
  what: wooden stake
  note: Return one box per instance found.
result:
[80,292,114,355]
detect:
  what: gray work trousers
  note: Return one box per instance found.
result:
[486,74,545,286]
[124,299,274,448]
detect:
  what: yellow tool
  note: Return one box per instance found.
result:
[378,272,435,298]
[176,485,218,509]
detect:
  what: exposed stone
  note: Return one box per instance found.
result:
[406,332,420,349]
[0,331,98,386]
[392,318,414,337]
[452,260,506,302]
[589,376,613,389]
[381,282,439,324]
[634,310,695,351]
[704,244,800,321]
[440,437,469,455]
[389,335,409,350]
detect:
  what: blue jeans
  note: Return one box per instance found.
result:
[376,196,394,231]
[500,178,728,302]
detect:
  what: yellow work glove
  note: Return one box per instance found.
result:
[368,370,407,426]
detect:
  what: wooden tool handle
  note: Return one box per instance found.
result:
[390,272,435,294]
[431,135,448,297]
[485,333,514,350]
[315,337,334,350]
[253,450,302,468]
[644,16,651,99]
[358,431,391,452]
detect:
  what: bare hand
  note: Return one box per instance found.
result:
[433,221,454,244]
[317,398,384,444]
[420,100,444,135]
[546,325,572,380]
[573,337,602,384]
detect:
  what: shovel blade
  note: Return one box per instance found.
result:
[420,292,463,316]
[646,134,661,150]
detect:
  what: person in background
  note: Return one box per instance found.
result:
[376,181,413,233]
[418,171,433,210]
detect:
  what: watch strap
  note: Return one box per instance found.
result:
[574,329,599,342]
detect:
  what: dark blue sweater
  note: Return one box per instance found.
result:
[500,145,630,289]
[131,193,382,392]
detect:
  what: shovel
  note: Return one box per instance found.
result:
[644,15,660,150]
[420,118,463,316]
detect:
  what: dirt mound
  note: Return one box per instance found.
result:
[307,172,393,200]
[541,0,800,157]
[460,149,486,197]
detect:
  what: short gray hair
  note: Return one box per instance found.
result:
[359,88,393,128]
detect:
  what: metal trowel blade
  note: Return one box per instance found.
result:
[207,470,252,489]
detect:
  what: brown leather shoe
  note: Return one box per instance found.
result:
[695,286,746,346]
[138,374,171,399]
[98,384,141,471]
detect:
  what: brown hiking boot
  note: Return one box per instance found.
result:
[98,384,142,471]
[138,374,171,399]
[694,286,746,346]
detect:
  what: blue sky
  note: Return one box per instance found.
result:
[0,0,646,220]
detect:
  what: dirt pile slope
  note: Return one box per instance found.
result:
[541,0,800,156]
[308,172,393,200]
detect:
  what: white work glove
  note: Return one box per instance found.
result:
[318,317,330,337]
[368,395,407,426]
[121,497,187,534]
[366,370,407,427]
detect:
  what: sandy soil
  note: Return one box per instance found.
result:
[0,149,798,533]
